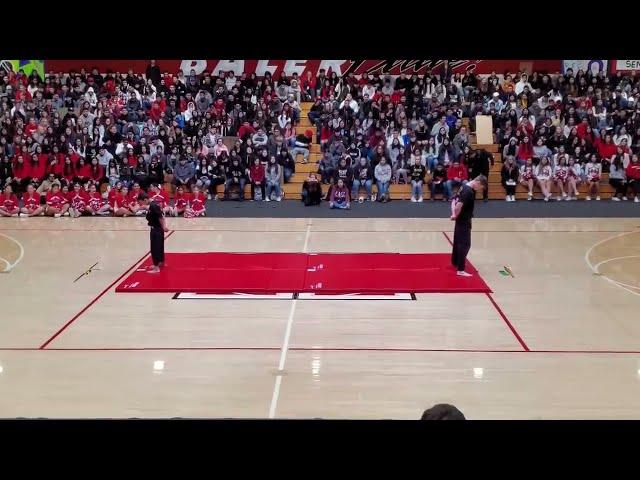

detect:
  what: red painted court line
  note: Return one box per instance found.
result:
[485,293,530,351]
[442,231,530,351]
[1,346,640,354]
[38,230,176,350]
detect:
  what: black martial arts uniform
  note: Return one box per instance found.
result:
[451,184,475,272]
[146,200,165,266]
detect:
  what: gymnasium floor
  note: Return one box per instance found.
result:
[1,215,639,419]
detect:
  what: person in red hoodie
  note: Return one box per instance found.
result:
[20,183,44,217]
[597,133,617,169]
[445,159,469,198]
[88,157,105,184]
[61,156,76,185]
[625,154,640,203]
[74,158,91,185]
[45,183,69,217]
[249,156,266,201]
[29,153,46,183]
[0,185,20,217]
[172,185,191,216]
[67,183,89,218]
[516,136,534,164]
[12,155,30,194]
[237,121,256,141]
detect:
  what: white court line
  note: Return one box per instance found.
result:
[0,257,10,272]
[268,223,312,419]
[585,230,640,297]
[0,232,25,272]
[592,255,640,291]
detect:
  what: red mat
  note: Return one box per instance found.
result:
[115,252,491,294]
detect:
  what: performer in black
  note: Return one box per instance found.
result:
[450,175,487,277]
[138,192,169,274]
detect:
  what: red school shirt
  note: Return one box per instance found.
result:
[190,191,206,213]
[2,194,19,211]
[68,189,89,210]
[22,191,40,210]
[45,191,67,209]
[174,191,191,210]
[150,189,169,209]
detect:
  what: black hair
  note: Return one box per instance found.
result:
[420,404,466,420]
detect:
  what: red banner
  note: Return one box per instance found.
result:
[46,59,561,77]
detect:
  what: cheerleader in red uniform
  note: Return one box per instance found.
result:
[45,183,70,217]
[68,183,89,218]
[109,183,132,217]
[0,185,20,217]
[584,154,602,201]
[519,157,536,201]
[535,156,554,202]
[86,183,110,216]
[553,155,570,201]
[127,182,147,216]
[185,185,206,217]
[173,185,191,217]
[567,157,582,200]
[20,183,44,217]
[148,183,172,216]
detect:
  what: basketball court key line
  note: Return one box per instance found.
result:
[38,230,176,349]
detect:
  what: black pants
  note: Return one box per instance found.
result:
[150,227,165,266]
[609,178,627,197]
[628,179,640,196]
[502,181,516,196]
[451,221,471,272]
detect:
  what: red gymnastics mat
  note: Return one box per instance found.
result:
[115,252,491,294]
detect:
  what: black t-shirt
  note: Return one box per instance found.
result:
[146,201,163,229]
[456,184,475,225]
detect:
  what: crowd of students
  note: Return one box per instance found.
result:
[2,61,640,219]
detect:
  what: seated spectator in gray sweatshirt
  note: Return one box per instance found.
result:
[252,129,268,148]
[173,158,196,187]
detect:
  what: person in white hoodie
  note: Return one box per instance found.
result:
[339,93,359,115]
[374,156,392,202]
[84,87,98,108]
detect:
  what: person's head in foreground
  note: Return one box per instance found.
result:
[469,174,487,192]
[421,404,466,420]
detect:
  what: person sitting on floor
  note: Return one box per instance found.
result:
[329,178,351,210]
[0,185,20,217]
[301,173,322,206]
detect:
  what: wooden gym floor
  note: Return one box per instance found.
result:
[0,216,639,419]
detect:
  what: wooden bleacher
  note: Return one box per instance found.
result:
[169,102,614,200]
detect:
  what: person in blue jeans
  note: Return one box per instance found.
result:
[408,160,427,202]
[352,157,373,201]
[264,156,282,202]
[374,156,392,202]
[329,178,351,209]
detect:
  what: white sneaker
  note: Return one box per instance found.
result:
[371,194,376,202]
[418,196,423,203]
[527,193,533,201]
[265,197,271,202]
[623,196,628,201]
[510,195,516,202]
[565,196,572,201]
[612,197,620,202]
[411,197,417,203]
[207,194,212,200]
[544,196,549,202]
[456,271,473,277]
[11,213,18,217]
[63,211,70,217]
[635,197,639,203]
[358,196,364,204]
[276,196,282,202]
[556,196,562,201]
[596,196,601,201]
[505,196,510,201]
[586,196,591,201]
[54,213,61,218]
